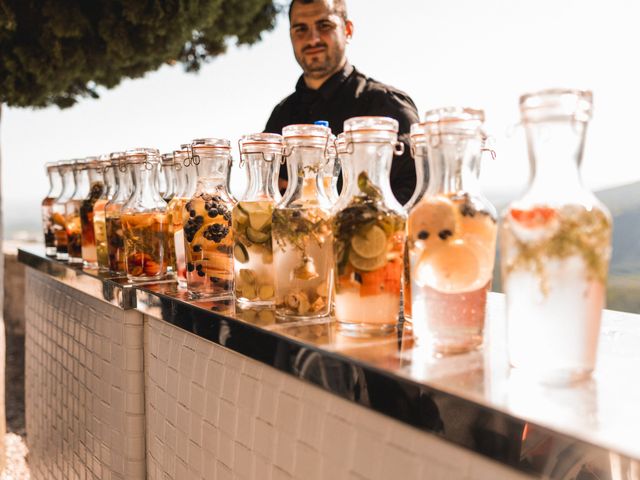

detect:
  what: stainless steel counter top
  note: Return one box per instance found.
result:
[19,245,640,479]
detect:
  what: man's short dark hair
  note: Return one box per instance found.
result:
[288,0,348,23]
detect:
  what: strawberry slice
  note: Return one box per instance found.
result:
[510,207,557,228]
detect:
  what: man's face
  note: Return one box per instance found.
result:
[289,0,352,81]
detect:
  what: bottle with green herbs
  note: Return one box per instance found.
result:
[233,133,283,306]
[500,89,612,384]
[120,148,173,282]
[273,124,334,319]
[333,117,407,335]
[183,138,235,299]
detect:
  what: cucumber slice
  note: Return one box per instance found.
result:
[247,227,270,244]
[234,243,249,263]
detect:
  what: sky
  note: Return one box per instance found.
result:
[3,0,640,236]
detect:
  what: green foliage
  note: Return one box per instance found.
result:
[0,0,279,108]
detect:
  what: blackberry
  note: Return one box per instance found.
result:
[418,230,429,240]
[187,263,195,272]
[196,264,203,271]
[438,229,453,240]
[189,210,196,218]
[197,270,206,277]
[193,244,202,253]
[208,209,218,218]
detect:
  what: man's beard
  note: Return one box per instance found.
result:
[299,47,343,79]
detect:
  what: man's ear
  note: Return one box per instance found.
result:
[345,20,354,40]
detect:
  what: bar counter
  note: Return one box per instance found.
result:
[18,246,640,479]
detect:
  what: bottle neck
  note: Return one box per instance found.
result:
[523,120,586,202]
[162,164,177,198]
[48,170,63,198]
[194,153,231,196]
[340,142,400,209]
[113,165,133,203]
[425,136,483,197]
[102,166,117,199]
[71,168,90,200]
[242,154,278,201]
[58,167,76,202]
[127,162,165,208]
[281,147,331,207]
[173,164,187,198]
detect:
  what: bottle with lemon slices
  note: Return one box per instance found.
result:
[501,89,612,384]
[407,108,497,355]
[333,117,407,335]
[272,124,334,319]
[233,134,283,306]
[183,138,235,299]
[121,148,174,282]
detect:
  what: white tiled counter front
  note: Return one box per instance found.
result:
[24,268,146,479]
[144,314,532,480]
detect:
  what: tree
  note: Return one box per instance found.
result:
[0,0,279,470]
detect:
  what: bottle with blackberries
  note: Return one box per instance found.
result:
[407,108,497,355]
[183,138,235,299]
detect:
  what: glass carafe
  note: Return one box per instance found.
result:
[51,160,75,260]
[79,158,105,267]
[42,162,62,256]
[183,138,235,299]
[93,154,118,271]
[105,152,132,275]
[407,108,497,354]
[335,133,351,202]
[273,124,334,319]
[168,145,198,287]
[333,117,407,335]
[121,148,173,282]
[161,153,177,202]
[65,159,90,264]
[500,89,612,384]
[233,133,283,306]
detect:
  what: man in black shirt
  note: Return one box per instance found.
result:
[264,0,420,205]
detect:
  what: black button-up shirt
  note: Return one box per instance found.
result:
[264,63,420,206]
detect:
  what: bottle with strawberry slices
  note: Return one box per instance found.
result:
[501,89,612,384]
[407,108,497,354]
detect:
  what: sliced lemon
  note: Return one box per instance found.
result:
[408,195,458,245]
[351,225,387,259]
[348,250,387,272]
[247,227,270,244]
[249,211,272,230]
[234,208,249,225]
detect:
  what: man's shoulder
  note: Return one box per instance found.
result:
[352,69,414,103]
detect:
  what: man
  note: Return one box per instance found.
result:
[265,0,420,205]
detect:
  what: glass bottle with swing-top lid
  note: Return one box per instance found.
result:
[333,117,407,335]
[52,160,76,260]
[500,89,612,384]
[94,153,119,270]
[65,158,91,264]
[79,156,105,267]
[272,124,334,319]
[105,152,132,274]
[407,108,497,355]
[183,138,235,299]
[168,144,198,287]
[120,148,173,281]
[233,133,283,306]
[42,162,63,256]
[160,153,177,202]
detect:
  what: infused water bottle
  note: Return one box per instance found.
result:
[42,162,63,257]
[183,138,235,299]
[333,117,407,335]
[321,135,341,205]
[233,133,283,306]
[121,148,173,282]
[407,108,497,354]
[273,124,334,319]
[105,152,133,275]
[501,89,612,384]
[167,145,198,287]
[79,157,105,267]
[65,159,91,264]
[51,160,76,261]
[93,154,119,271]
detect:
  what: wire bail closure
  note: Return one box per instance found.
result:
[238,139,281,168]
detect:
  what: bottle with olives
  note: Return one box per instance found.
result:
[272,124,334,319]
[233,133,283,306]
[183,138,235,299]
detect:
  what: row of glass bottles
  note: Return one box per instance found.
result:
[41,88,612,384]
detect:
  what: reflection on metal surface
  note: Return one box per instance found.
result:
[19,246,640,478]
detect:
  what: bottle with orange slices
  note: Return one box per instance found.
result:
[407,108,497,354]
[333,117,407,335]
[121,148,174,282]
[501,89,612,384]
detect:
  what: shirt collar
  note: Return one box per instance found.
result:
[295,62,354,100]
